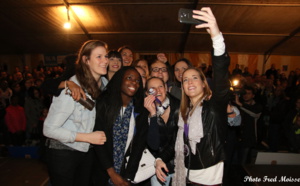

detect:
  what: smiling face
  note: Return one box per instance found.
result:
[150,61,169,83]
[182,69,205,104]
[146,78,167,102]
[174,61,189,82]
[86,46,108,80]
[121,48,133,66]
[121,69,141,104]
[108,57,122,72]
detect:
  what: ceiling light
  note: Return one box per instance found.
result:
[64,22,71,29]
[64,7,71,29]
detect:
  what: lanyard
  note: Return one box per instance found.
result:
[184,123,189,138]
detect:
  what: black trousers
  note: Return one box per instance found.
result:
[47,147,94,186]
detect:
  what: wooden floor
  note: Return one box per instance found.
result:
[0,157,48,186]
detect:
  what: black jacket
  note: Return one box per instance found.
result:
[185,51,230,169]
[237,101,263,148]
[93,100,149,184]
[147,93,180,173]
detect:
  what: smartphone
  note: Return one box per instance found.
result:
[178,8,206,25]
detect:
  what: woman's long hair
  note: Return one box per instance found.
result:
[97,66,144,128]
[180,67,212,123]
[75,40,108,99]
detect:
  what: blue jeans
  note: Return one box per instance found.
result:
[150,173,174,186]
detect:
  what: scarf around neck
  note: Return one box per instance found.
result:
[112,100,133,174]
[173,104,203,186]
[156,97,170,117]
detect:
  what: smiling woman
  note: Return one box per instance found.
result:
[118,46,134,67]
[106,50,123,81]
[172,7,231,186]
[43,40,108,186]
[143,77,180,186]
[93,66,149,185]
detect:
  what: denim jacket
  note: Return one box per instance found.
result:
[43,75,96,152]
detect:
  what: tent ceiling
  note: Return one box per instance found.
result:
[0,0,299,55]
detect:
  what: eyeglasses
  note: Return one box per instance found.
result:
[151,67,167,72]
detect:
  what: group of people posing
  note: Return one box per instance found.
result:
[43,8,231,186]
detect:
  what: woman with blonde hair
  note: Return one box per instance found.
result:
[154,8,230,186]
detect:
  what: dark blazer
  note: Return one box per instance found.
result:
[93,98,149,184]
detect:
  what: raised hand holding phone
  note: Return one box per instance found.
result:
[178,8,206,25]
[192,7,220,38]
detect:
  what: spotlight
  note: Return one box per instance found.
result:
[232,79,239,87]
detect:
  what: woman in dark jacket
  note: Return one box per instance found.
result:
[93,66,148,185]
[156,7,230,186]
[144,77,180,185]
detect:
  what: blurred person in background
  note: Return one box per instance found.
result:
[169,58,193,100]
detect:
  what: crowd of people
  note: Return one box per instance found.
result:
[230,63,300,154]
[0,7,299,186]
